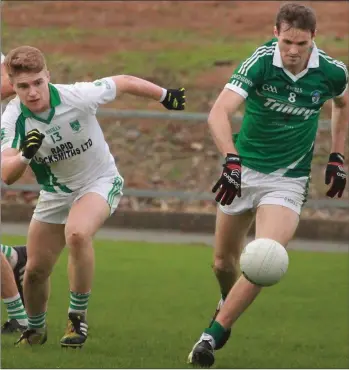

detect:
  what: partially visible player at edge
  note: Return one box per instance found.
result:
[1,52,29,334]
[188,3,348,367]
[1,45,186,347]
[1,243,28,334]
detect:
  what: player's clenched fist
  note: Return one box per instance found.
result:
[325,152,347,198]
[21,129,45,160]
[212,153,242,206]
[161,88,186,110]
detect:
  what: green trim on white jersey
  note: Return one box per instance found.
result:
[20,84,62,125]
[1,77,118,192]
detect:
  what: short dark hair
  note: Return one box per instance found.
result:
[276,3,316,35]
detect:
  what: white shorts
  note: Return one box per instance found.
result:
[219,166,309,216]
[33,174,124,224]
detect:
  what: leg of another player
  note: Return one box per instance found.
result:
[1,254,28,333]
[1,245,18,269]
[12,245,28,302]
[61,192,110,347]
[1,245,27,304]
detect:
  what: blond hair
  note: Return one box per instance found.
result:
[4,45,47,79]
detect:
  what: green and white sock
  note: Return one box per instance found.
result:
[1,244,18,269]
[28,312,46,331]
[3,293,28,326]
[68,291,91,316]
[204,321,228,348]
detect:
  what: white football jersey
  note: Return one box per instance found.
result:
[1,78,120,193]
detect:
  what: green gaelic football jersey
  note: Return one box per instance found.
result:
[226,39,348,177]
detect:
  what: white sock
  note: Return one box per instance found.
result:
[3,293,28,326]
[9,252,18,269]
[1,245,18,269]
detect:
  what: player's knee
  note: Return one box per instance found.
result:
[212,255,237,275]
[25,265,50,284]
[213,258,240,286]
[65,229,90,249]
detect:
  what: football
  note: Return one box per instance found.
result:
[240,238,289,286]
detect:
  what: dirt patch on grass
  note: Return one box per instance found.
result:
[4,1,348,38]
[3,2,348,60]
[3,2,348,101]
[4,2,348,80]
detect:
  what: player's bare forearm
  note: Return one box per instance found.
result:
[208,89,245,157]
[111,75,163,101]
[208,108,238,156]
[1,151,28,185]
[331,92,349,155]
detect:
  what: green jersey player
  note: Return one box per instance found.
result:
[188,3,348,368]
[1,45,185,348]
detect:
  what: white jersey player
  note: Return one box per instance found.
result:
[1,52,14,99]
[1,51,29,334]
[1,45,186,348]
[2,78,125,222]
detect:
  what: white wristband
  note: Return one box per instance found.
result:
[159,88,167,103]
[20,155,31,164]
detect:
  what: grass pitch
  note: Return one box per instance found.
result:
[1,235,348,369]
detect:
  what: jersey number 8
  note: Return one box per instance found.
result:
[288,92,297,103]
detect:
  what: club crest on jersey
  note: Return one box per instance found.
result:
[70,120,82,133]
[311,90,321,104]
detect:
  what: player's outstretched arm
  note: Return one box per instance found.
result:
[1,130,45,185]
[330,90,349,156]
[208,89,244,157]
[325,90,349,198]
[111,75,185,110]
[1,63,15,100]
